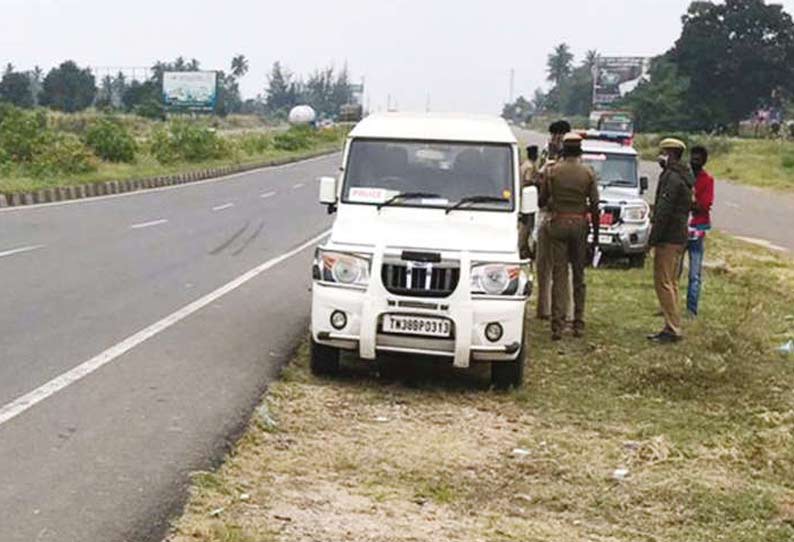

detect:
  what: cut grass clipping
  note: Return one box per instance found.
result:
[169,233,794,542]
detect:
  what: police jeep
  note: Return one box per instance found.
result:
[580,131,651,267]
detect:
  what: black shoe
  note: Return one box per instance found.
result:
[649,331,682,344]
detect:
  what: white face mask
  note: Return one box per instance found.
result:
[657,154,668,169]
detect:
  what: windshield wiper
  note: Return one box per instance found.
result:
[599,179,634,187]
[445,195,508,214]
[377,192,441,210]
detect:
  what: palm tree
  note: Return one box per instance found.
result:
[546,43,574,85]
[231,55,249,79]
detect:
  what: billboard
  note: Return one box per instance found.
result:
[592,57,650,106]
[163,71,217,111]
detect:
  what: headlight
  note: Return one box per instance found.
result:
[471,262,529,296]
[623,203,649,222]
[314,249,371,288]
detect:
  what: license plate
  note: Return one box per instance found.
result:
[383,315,452,338]
[599,234,613,244]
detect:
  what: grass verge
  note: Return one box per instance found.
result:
[167,233,794,542]
[634,135,794,191]
[0,138,344,195]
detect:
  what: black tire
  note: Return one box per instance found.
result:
[310,338,340,376]
[491,341,526,390]
[629,253,646,269]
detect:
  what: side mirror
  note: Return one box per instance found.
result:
[318,176,337,206]
[520,185,539,215]
[640,176,649,194]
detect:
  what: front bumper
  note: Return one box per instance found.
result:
[590,221,650,255]
[311,261,528,369]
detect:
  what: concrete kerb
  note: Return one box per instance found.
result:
[0,149,338,208]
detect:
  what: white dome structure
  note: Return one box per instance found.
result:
[288,105,317,125]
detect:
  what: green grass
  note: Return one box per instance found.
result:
[168,233,794,542]
[634,134,794,191]
[0,139,343,194]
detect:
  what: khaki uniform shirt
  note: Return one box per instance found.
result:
[519,159,538,188]
[540,157,600,219]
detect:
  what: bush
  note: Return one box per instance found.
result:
[0,105,48,162]
[85,118,137,162]
[30,132,97,175]
[150,121,233,164]
[237,132,272,156]
[273,126,312,151]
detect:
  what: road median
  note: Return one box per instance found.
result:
[167,233,794,542]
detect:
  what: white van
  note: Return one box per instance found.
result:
[311,113,538,388]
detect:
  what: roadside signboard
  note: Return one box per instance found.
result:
[592,57,650,107]
[163,71,217,111]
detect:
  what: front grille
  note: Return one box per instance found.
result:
[382,262,460,298]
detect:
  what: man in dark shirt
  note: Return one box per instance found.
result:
[648,138,694,343]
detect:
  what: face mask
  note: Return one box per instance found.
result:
[657,154,668,169]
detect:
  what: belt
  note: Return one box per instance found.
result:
[552,212,587,220]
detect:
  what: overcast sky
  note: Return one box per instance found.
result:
[3,0,794,114]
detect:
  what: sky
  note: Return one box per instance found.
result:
[3,0,794,114]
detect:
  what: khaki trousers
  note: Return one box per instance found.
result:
[549,217,588,332]
[654,243,685,336]
[536,214,571,319]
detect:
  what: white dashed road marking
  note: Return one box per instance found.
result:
[0,244,45,259]
[212,203,235,211]
[735,236,789,253]
[130,219,168,230]
[0,229,331,427]
[260,191,277,199]
[292,183,305,189]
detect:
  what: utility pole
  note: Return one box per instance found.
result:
[425,92,431,112]
[508,68,515,104]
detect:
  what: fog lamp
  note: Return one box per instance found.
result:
[330,310,347,330]
[485,322,503,342]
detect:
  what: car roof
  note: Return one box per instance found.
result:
[349,112,517,144]
[582,140,637,157]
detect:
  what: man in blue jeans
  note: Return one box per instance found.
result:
[685,146,715,317]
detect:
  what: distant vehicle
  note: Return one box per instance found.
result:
[310,113,540,388]
[580,132,650,267]
[339,103,363,123]
[288,105,317,126]
[589,110,635,136]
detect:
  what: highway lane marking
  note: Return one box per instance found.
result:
[0,244,45,259]
[130,219,168,230]
[734,235,789,252]
[260,191,277,199]
[212,203,235,211]
[0,153,339,213]
[0,229,331,428]
[293,183,305,189]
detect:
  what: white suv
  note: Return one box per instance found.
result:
[311,113,539,388]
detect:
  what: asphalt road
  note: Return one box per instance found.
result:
[0,154,338,542]
[517,128,794,253]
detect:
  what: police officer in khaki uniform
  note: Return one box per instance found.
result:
[540,133,600,340]
[518,145,539,259]
[648,138,693,343]
[535,121,572,321]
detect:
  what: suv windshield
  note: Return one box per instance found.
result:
[582,152,638,188]
[342,139,514,211]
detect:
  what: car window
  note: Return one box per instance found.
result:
[582,152,638,187]
[343,139,514,210]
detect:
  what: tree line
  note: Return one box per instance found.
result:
[504,0,794,133]
[0,56,358,121]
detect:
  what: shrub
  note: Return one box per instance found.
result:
[273,126,312,151]
[0,105,48,162]
[85,118,137,162]
[30,132,97,175]
[150,121,232,164]
[237,132,272,156]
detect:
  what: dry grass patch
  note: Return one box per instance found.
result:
[169,234,794,542]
